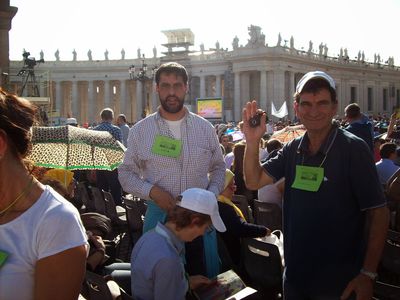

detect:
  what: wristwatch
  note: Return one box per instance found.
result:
[360,268,378,281]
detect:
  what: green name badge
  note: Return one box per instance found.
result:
[0,250,9,268]
[152,135,182,158]
[291,165,324,192]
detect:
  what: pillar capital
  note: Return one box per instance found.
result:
[0,6,18,31]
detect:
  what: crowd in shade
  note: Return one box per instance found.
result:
[1,64,400,300]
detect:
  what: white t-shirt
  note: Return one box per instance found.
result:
[164,118,184,140]
[0,186,87,300]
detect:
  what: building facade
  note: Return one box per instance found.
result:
[7,26,400,125]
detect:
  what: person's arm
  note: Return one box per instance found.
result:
[149,185,176,211]
[387,112,397,139]
[118,126,156,199]
[207,127,227,195]
[34,245,87,300]
[341,205,390,300]
[242,101,274,190]
[219,202,269,238]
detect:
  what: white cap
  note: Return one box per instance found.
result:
[296,71,336,94]
[66,117,78,125]
[177,188,226,232]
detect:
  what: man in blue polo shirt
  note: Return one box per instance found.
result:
[242,71,389,299]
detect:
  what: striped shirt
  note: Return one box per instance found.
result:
[118,109,225,200]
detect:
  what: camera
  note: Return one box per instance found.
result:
[249,110,267,127]
[22,51,44,68]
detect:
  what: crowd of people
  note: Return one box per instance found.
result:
[1,63,399,300]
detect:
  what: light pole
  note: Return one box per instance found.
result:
[128,54,157,119]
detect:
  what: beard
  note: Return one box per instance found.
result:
[160,95,185,113]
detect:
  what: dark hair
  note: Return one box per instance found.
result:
[294,78,337,103]
[380,142,397,159]
[100,108,114,121]
[155,62,188,85]
[266,138,283,153]
[0,88,37,160]
[345,103,361,119]
[167,205,211,230]
[232,142,246,173]
[118,114,127,123]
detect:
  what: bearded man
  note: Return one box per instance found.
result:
[118,62,225,277]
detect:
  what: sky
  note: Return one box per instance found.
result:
[8,0,400,66]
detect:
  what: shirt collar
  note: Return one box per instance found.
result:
[156,222,185,257]
[297,123,339,156]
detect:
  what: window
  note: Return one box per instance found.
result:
[383,89,388,111]
[367,87,373,111]
[350,86,357,103]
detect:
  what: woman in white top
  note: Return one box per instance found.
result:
[0,89,88,300]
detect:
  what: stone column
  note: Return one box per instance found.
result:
[136,80,143,122]
[215,75,221,97]
[241,73,250,109]
[71,80,78,119]
[234,72,241,121]
[288,71,295,120]
[88,80,95,124]
[120,79,127,115]
[55,80,62,113]
[273,69,285,111]
[0,5,17,81]
[104,79,110,108]
[259,70,267,112]
[200,75,206,98]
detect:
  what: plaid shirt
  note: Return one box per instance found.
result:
[94,121,123,142]
[118,109,225,200]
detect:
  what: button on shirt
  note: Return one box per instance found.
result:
[118,109,225,201]
[131,222,188,300]
[376,158,400,185]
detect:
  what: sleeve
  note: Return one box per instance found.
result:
[262,146,287,183]
[207,126,226,195]
[218,203,267,238]
[36,203,87,260]
[349,138,386,210]
[153,258,187,300]
[118,125,154,199]
[116,127,123,142]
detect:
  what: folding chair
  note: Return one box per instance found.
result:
[76,182,95,212]
[102,190,127,225]
[253,200,282,231]
[232,194,254,223]
[125,197,146,246]
[89,186,107,215]
[241,237,283,298]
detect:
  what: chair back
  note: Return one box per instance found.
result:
[253,200,282,230]
[232,194,253,223]
[125,197,146,245]
[89,186,107,215]
[76,182,95,212]
[241,237,283,292]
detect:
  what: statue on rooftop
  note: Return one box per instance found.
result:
[87,49,92,61]
[277,33,282,46]
[232,36,239,50]
[72,49,77,61]
[104,49,109,60]
[121,48,125,60]
[290,36,294,49]
[40,50,44,61]
[55,49,60,61]
[153,46,157,58]
[246,25,266,48]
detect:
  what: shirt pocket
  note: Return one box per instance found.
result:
[190,146,212,175]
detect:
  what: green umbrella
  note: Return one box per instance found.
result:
[28,125,126,171]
